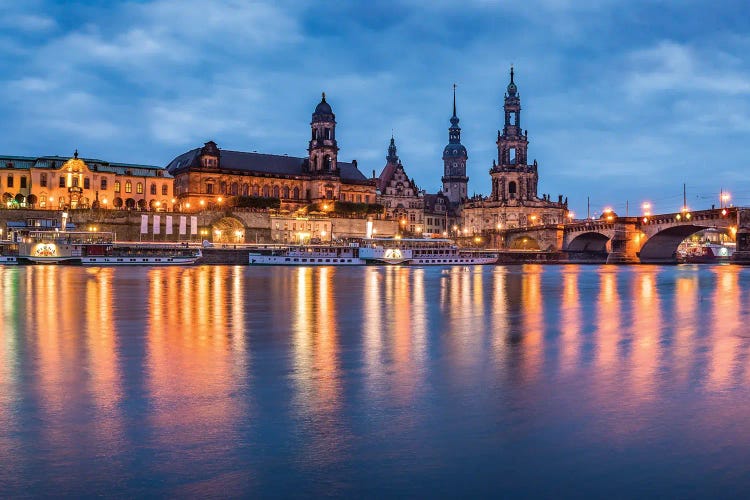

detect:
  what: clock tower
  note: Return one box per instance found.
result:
[441,85,468,204]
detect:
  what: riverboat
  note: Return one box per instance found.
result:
[678,242,735,264]
[359,238,498,265]
[15,230,201,265]
[248,238,498,266]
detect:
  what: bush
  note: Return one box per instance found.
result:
[320,201,383,216]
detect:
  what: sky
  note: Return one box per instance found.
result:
[1,0,749,218]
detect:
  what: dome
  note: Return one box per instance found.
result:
[313,92,334,120]
[443,144,467,157]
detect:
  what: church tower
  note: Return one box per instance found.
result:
[441,85,468,204]
[491,67,538,202]
[308,92,338,174]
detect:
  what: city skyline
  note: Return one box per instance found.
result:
[2,0,749,218]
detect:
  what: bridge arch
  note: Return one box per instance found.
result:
[507,234,541,250]
[565,231,610,253]
[211,216,246,243]
[638,224,710,263]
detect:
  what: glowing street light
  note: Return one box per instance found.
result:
[721,192,731,208]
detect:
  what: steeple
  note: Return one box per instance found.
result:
[507,65,517,97]
[448,84,461,144]
[442,84,468,204]
[386,136,399,164]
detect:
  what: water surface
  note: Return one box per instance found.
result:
[1,264,749,497]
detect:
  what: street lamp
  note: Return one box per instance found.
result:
[642,202,651,216]
[721,192,731,209]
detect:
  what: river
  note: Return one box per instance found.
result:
[1,264,749,497]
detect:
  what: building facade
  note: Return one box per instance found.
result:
[377,137,425,234]
[0,151,173,211]
[166,94,377,212]
[462,68,568,234]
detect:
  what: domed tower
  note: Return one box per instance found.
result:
[441,84,469,204]
[308,92,339,174]
[491,66,538,202]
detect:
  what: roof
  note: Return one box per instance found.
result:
[0,155,168,177]
[424,192,458,215]
[167,148,370,184]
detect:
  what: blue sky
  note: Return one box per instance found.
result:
[2,0,749,217]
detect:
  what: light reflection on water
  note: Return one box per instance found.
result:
[1,264,750,496]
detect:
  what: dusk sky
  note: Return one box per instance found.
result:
[2,0,749,217]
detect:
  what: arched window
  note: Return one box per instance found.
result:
[125,181,132,193]
[242,183,249,196]
[262,185,270,197]
[162,184,168,195]
[282,186,290,199]
[230,182,238,196]
[508,181,517,199]
[293,187,300,199]
[324,155,331,170]
[252,184,259,196]
[220,182,227,194]
[272,186,280,198]
[137,182,144,194]
[150,184,156,195]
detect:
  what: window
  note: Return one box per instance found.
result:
[509,181,517,199]
[293,187,300,199]
[137,182,143,194]
[73,176,79,188]
[509,148,516,164]
[20,176,27,189]
[242,184,249,196]
[162,184,168,195]
[220,182,227,194]
[7,175,13,188]
[59,176,65,188]
[150,184,156,195]
[40,195,47,208]
[231,182,238,196]
[272,186,279,198]
[83,177,90,189]
[262,185,270,197]
[206,183,214,194]
[125,181,132,193]
[324,128,331,140]
[114,180,120,193]
[40,173,47,187]
[282,186,289,199]
[101,178,107,190]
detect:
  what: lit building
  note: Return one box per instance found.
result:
[166,93,377,211]
[377,137,425,234]
[0,151,173,210]
[461,67,568,233]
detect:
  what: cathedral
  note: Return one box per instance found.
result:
[460,67,568,235]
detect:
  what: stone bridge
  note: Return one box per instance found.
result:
[495,207,741,264]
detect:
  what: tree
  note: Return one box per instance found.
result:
[14,193,25,204]
[113,197,123,209]
[125,198,136,209]
[137,199,146,210]
[230,195,281,209]
[26,194,37,207]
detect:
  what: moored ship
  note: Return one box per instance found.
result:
[248,238,498,266]
[14,229,201,265]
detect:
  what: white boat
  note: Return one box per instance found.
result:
[15,230,201,265]
[0,241,19,265]
[248,238,498,266]
[249,244,363,265]
[359,238,498,265]
[81,245,202,265]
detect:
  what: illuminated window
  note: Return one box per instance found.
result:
[125,181,132,193]
[137,182,143,194]
[73,176,79,187]
[114,180,120,193]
